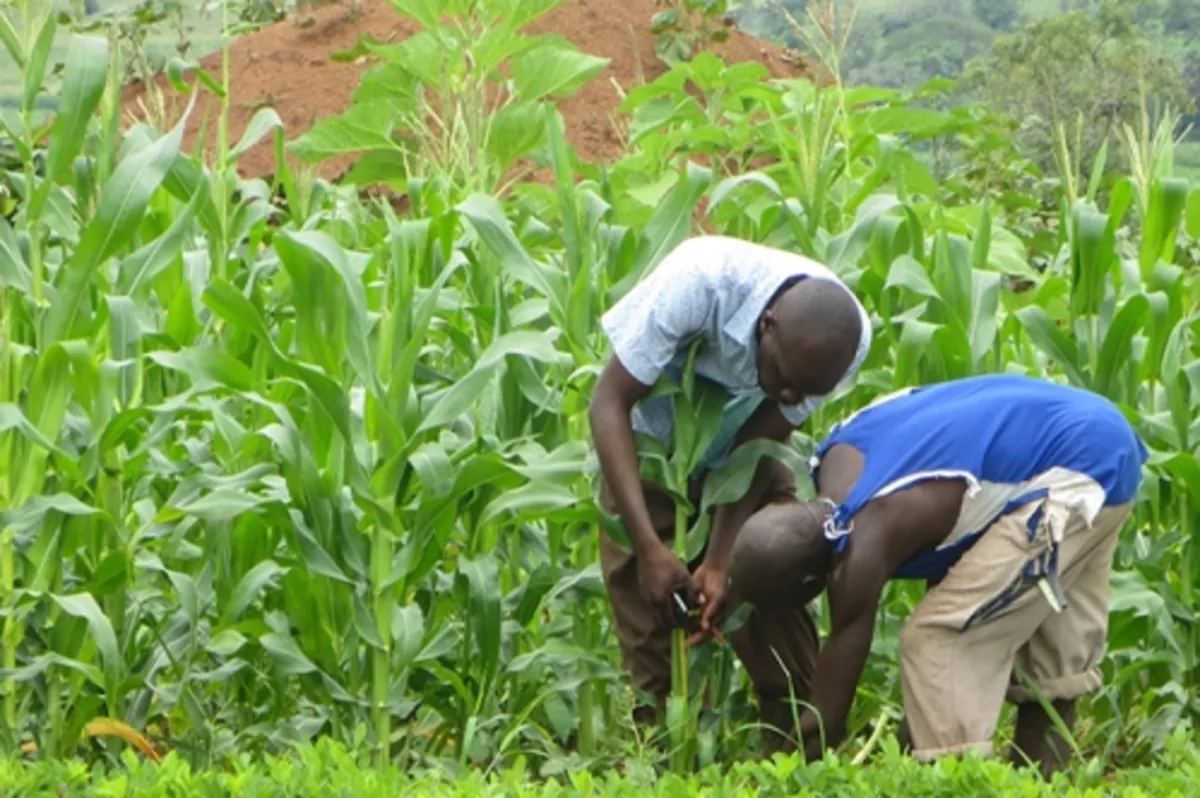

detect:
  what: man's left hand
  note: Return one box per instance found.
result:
[690,562,732,645]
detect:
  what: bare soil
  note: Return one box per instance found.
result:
[120,0,813,182]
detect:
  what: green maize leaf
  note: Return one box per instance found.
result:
[1094,294,1150,400]
[0,216,30,295]
[275,229,382,399]
[418,367,498,435]
[284,512,351,584]
[419,330,564,433]
[20,9,55,116]
[0,11,21,68]
[170,488,273,524]
[1187,186,1200,239]
[1139,177,1189,279]
[479,482,583,525]
[392,603,425,670]
[352,593,386,651]
[260,632,318,676]
[884,254,940,301]
[43,35,107,191]
[221,560,288,628]
[511,564,555,627]
[231,107,285,161]
[163,55,224,97]
[410,441,455,497]
[930,229,973,333]
[1070,202,1112,320]
[202,279,274,342]
[1014,306,1087,388]
[826,194,903,278]
[970,202,992,273]
[699,438,809,513]
[894,318,941,387]
[1108,569,1184,657]
[1,493,102,535]
[458,193,564,312]
[509,43,609,102]
[609,161,712,303]
[969,269,1002,367]
[456,555,502,702]
[86,550,129,599]
[707,172,782,214]
[51,593,120,690]
[206,630,247,658]
[164,569,200,628]
[44,99,194,345]
[147,347,255,392]
[0,652,104,690]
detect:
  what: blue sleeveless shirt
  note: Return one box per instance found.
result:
[811,375,1147,581]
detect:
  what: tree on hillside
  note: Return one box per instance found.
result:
[960,0,1192,174]
[971,0,1023,30]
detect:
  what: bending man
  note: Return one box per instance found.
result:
[588,235,871,752]
[727,374,1147,774]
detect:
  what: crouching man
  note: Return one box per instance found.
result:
[724,374,1147,776]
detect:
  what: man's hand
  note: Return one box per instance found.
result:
[689,562,730,644]
[637,542,697,627]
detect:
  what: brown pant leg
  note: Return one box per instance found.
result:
[597,477,679,713]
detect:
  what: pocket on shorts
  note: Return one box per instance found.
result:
[960,492,1067,631]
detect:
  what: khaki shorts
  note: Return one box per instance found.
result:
[899,478,1132,761]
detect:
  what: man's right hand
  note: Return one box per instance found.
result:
[637,541,697,627]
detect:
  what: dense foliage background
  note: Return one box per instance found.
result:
[1,0,1199,793]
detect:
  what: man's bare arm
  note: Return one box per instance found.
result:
[797,545,888,759]
[796,480,968,759]
[589,356,658,555]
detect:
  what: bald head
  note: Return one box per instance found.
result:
[756,278,864,405]
[728,501,833,611]
[778,278,863,383]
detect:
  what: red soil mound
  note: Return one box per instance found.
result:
[120,0,812,181]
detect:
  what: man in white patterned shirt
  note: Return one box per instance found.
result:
[588,234,872,754]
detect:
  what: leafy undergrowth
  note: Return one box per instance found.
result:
[4,730,1200,797]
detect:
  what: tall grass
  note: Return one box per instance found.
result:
[0,0,1198,781]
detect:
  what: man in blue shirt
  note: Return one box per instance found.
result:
[722,374,1147,775]
[589,235,872,752]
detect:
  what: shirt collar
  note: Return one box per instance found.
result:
[721,274,807,350]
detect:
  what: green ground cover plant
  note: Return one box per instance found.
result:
[1,0,1199,791]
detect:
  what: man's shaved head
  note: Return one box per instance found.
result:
[728,501,833,611]
[756,277,864,407]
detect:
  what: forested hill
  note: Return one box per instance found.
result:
[737,0,1200,96]
[733,0,1200,173]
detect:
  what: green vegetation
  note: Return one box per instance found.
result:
[1,0,1200,792]
[5,732,1200,795]
[736,0,1200,179]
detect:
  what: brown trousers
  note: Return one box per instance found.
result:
[597,460,818,749]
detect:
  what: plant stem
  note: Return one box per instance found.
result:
[371,522,393,770]
[669,496,690,772]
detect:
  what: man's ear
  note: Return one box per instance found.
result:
[759,309,777,336]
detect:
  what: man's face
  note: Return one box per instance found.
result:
[756,311,841,408]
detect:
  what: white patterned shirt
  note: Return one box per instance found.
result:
[599,235,872,471]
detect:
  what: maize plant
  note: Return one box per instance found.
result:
[0,0,1199,784]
